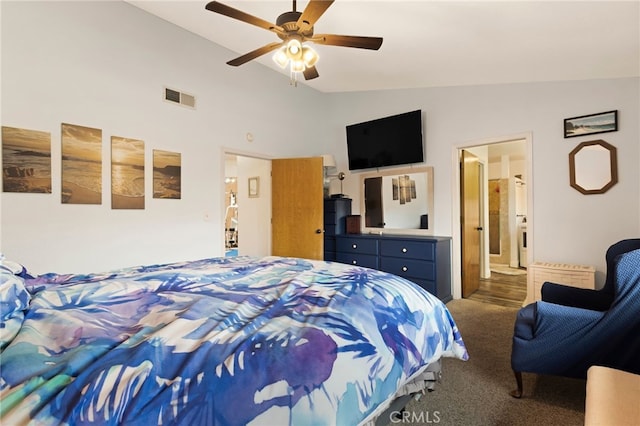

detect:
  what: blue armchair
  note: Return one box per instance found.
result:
[541,238,640,311]
[510,247,640,398]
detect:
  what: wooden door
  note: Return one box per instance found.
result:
[461,150,481,297]
[272,157,324,260]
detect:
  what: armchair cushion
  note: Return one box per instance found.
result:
[511,302,604,378]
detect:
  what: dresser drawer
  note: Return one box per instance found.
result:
[324,209,338,226]
[380,257,435,281]
[336,237,378,255]
[324,199,337,213]
[380,239,435,261]
[324,237,336,253]
[336,252,378,269]
[408,278,437,296]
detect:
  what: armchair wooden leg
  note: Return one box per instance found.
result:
[510,371,523,398]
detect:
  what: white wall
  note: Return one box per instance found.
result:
[235,156,271,257]
[2,1,639,288]
[328,79,639,286]
[0,1,328,274]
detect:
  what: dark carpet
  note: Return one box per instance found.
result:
[396,299,586,426]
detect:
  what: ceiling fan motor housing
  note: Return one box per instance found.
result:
[276,11,313,37]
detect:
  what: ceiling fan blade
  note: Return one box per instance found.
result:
[297,0,334,32]
[312,34,383,50]
[226,42,283,67]
[205,1,284,33]
[303,66,319,80]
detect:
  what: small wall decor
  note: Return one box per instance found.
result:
[248,176,259,198]
[564,110,618,138]
[392,175,416,204]
[153,150,181,199]
[569,139,618,194]
[111,136,145,209]
[61,123,102,204]
[2,126,52,193]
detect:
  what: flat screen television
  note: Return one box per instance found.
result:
[346,109,424,171]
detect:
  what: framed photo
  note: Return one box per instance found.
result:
[2,126,52,193]
[111,136,145,210]
[153,150,181,200]
[61,123,102,204]
[248,176,259,198]
[564,110,618,138]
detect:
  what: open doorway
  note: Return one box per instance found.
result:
[222,152,325,260]
[458,137,530,308]
[222,152,271,257]
[223,171,238,256]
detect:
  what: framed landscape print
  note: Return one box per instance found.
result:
[564,110,618,138]
[111,136,145,209]
[61,123,102,204]
[2,126,52,193]
[153,149,181,199]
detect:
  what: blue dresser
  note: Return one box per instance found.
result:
[335,234,452,302]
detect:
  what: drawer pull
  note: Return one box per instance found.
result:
[402,248,408,253]
[352,260,357,265]
[352,244,357,249]
[402,266,408,272]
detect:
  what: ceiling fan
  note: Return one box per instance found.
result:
[205,0,383,81]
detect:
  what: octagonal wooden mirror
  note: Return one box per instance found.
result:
[569,139,618,194]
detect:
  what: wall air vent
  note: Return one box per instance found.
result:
[164,87,196,109]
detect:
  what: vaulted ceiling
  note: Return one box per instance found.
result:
[127,1,639,93]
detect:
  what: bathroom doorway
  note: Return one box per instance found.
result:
[459,137,529,307]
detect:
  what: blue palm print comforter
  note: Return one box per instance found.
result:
[1,256,467,425]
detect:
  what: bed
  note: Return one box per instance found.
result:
[1,255,468,425]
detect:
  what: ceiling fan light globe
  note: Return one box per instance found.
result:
[286,39,302,59]
[273,47,289,68]
[302,46,319,67]
[291,60,305,73]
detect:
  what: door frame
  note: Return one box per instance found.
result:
[450,132,534,303]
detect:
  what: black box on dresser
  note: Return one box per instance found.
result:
[323,198,352,262]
